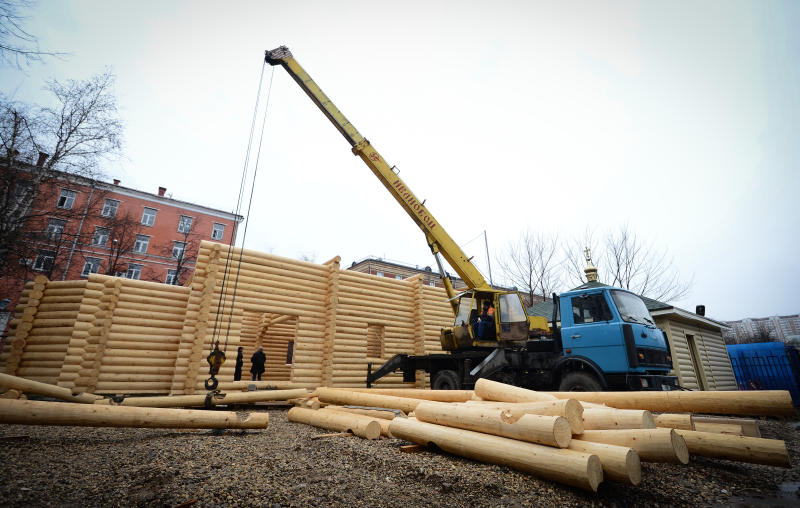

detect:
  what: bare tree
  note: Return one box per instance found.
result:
[97,211,141,277]
[158,217,204,286]
[496,230,561,306]
[0,70,122,277]
[602,225,691,302]
[0,0,66,68]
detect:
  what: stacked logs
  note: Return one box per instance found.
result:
[5,277,86,385]
[1,242,457,394]
[285,380,793,493]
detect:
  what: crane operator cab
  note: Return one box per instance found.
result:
[440,290,529,350]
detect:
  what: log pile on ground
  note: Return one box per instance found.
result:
[286,379,793,492]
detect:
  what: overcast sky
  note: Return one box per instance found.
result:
[3,0,798,321]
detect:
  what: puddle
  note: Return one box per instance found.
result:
[719,482,800,508]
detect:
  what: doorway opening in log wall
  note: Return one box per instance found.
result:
[367,323,385,360]
[241,311,297,382]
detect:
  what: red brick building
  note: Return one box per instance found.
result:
[1,157,242,335]
[347,256,467,289]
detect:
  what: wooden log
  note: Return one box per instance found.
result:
[674,430,790,467]
[0,389,22,399]
[210,389,310,405]
[575,428,689,464]
[389,417,603,492]
[317,388,422,413]
[0,373,97,404]
[475,378,557,403]
[692,416,760,438]
[693,422,744,435]
[582,409,656,430]
[399,444,427,453]
[545,390,794,417]
[346,388,474,402]
[310,432,351,440]
[472,399,585,435]
[323,405,399,420]
[567,440,641,485]
[654,413,695,431]
[288,407,380,440]
[414,401,572,448]
[0,399,269,429]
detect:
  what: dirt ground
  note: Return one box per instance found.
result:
[0,407,798,507]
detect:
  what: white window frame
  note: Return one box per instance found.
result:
[56,189,76,209]
[165,269,178,285]
[395,275,403,280]
[376,271,384,277]
[211,223,225,240]
[178,215,193,233]
[133,234,150,254]
[126,264,142,280]
[429,281,436,287]
[13,182,31,201]
[92,227,109,246]
[81,257,101,277]
[33,250,55,272]
[172,241,186,259]
[141,207,157,226]
[101,199,119,218]
[46,218,66,240]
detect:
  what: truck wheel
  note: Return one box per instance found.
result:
[432,370,461,390]
[558,371,602,392]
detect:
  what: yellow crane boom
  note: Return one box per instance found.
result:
[265,46,491,310]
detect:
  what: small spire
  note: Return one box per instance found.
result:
[584,247,598,282]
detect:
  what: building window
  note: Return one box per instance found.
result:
[178,215,193,233]
[45,218,66,240]
[133,234,150,254]
[429,282,436,287]
[165,269,178,285]
[395,275,403,280]
[172,241,186,259]
[101,199,119,218]
[33,250,55,272]
[56,189,76,209]
[125,264,143,280]
[367,324,385,359]
[13,182,31,201]
[141,207,157,226]
[92,227,109,246]
[286,340,294,365]
[211,223,225,240]
[81,257,101,277]
[376,271,384,277]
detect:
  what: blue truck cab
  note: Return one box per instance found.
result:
[557,287,678,390]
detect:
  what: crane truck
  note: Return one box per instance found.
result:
[265,46,679,392]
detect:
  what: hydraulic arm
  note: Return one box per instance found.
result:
[265,46,491,310]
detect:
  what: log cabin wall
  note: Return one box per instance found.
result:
[3,276,86,385]
[95,275,189,394]
[1,241,455,393]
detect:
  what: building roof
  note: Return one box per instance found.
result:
[5,157,244,222]
[527,280,729,330]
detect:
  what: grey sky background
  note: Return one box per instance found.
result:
[2,0,798,321]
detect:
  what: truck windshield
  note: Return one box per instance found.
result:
[611,290,655,325]
[454,296,474,326]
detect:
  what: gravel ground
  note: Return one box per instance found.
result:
[0,406,798,507]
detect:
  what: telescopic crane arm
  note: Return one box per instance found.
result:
[265,46,491,310]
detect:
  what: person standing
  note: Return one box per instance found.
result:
[250,347,266,381]
[233,347,244,381]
